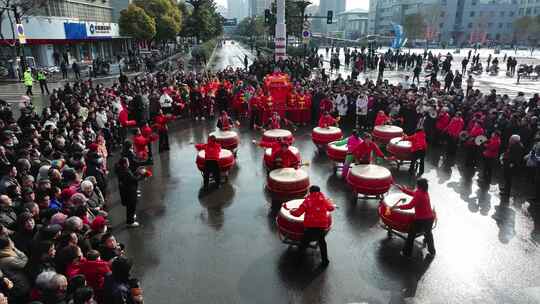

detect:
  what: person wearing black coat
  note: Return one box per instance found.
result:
[501,135,525,196]
[103,256,141,304]
[115,158,144,228]
[84,149,107,194]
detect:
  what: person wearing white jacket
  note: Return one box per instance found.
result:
[159,90,173,114]
[356,94,368,130]
[334,93,348,126]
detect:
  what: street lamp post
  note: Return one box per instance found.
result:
[294,1,311,58]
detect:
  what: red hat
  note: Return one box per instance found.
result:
[61,188,77,201]
[90,216,107,231]
[88,143,98,152]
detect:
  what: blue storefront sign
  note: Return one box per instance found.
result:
[64,23,87,39]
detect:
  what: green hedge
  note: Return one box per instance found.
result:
[191,38,218,60]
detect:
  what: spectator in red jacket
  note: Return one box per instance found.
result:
[141,123,157,163]
[132,128,150,162]
[403,128,427,176]
[445,112,464,154]
[318,112,338,128]
[269,143,300,170]
[435,108,450,144]
[393,178,436,258]
[79,249,111,302]
[481,131,501,184]
[289,185,335,267]
[352,133,386,164]
[195,135,222,189]
[153,109,175,152]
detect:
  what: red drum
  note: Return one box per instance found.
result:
[262,129,294,146]
[276,199,332,242]
[312,127,343,147]
[267,168,310,197]
[210,130,240,151]
[387,138,413,160]
[378,193,415,233]
[373,125,403,145]
[346,164,393,195]
[196,149,236,173]
[263,146,300,169]
[326,141,348,162]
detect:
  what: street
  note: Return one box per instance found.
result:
[103,43,540,304]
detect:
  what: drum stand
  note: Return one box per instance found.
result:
[380,221,436,248]
[353,192,385,201]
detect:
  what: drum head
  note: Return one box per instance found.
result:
[279,199,304,223]
[350,164,391,180]
[210,130,238,139]
[328,141,347,151]
[198,149,233,159]
[269,168,308,183]
[374,125,403,133]
[314,126,341,135]
[389,138,412,149]
[264,129,292,138]
[265,146,299,156]
[475,135,488,146]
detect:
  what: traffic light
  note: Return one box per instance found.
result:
[327,10,333,24]
[265,9,271,25]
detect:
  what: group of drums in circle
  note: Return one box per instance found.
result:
[194,110,437,263]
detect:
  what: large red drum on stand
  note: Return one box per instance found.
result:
[263,146,300,169]
[196,149,236,173]
[326,141,347,163]
[312,127,343,147]
[346,164,393,196]
[261,129,294,146]
[378,193,416,233]
[267,168,310,198]
[387,138,413,160]
[210,130,240,152]
[276,199,332,242]
[373,125,403,145]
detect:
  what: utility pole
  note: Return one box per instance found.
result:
[275,0,286,61]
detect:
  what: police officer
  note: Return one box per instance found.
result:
[289,185,336,267]
[37,69,50,95]
[23,68,33,96]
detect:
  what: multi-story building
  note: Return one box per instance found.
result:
[249,0,272,17]
[368,0,518,45]
[111,0,132,23]
[0,0,126,67]
[228,0,248,20]
[318,0,346,32]
[518,0,540,16]
[336,8,369,39]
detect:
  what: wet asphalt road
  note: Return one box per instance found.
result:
[103,43,540,304]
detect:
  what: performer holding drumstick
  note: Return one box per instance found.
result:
[318,111,339,128]
[268,142,300,170]
[400,127,427,177]
[352,133,387,165]
[392,178,436,259]
[286,185,336,267]
[195,135,222,189]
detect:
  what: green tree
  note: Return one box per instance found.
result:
[134,0,182,41]
[236,16,266,38]
[119,4,156,41]
[403,13,426,40]
[182,0,224,42]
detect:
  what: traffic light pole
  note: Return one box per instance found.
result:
[11,5,26,72]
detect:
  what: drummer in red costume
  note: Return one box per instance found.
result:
[141,123,157,163]
[435,107,450,144]
[217,111,235,131]
[393,178,436,258]
[402,128,427,177]
[133,128,150,163]
[263,112,294,130]
[269,142,300,170]
[464,116,485,167]
[445,111,464,154]
[318,112,338,128]
[195,135,222,189]
[374,110,391,126]
[480,131,501,185]
[352,133,386,164]
[153,109,175,152]
[288,185,335,267]
[298,89,311,125]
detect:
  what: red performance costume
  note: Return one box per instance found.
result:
[353,141,385,164]
[269,145,301,169]
[318,114,338,128]
[217,112,234,131]
[374,111,391,126]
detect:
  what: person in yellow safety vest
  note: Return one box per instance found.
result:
[37,69,50,95]
[23,68,33,96]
